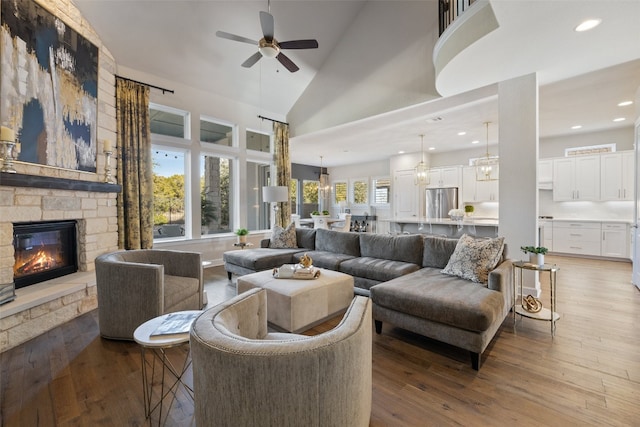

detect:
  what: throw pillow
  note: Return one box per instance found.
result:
[442,234,505,284]
[269,222,297,249]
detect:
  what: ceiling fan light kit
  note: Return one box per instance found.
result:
[216,5,318,73]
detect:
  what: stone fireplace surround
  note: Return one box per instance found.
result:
[0,173,120,352]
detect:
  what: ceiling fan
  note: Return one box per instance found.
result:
[215,2,318,73]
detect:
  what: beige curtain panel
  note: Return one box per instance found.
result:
[273,122,292,227]
[115,77,154,249]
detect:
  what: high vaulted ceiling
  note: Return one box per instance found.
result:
[73,0,640,167]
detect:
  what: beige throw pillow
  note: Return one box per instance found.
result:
[442,234,505,284]
[270,222,297,249]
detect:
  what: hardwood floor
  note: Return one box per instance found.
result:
[1,256,638,426]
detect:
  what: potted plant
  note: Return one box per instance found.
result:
[235,228,249,244]
[521,246,548,266]
[464,205,474,217]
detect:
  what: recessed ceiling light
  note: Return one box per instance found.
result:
[618,100,633,107]
[575,18,602,32]
[457,131,466,136]
[471,140,480,144]
[613,117,626,122]
[571,125,582,130]
[398,150,405,154]
[428,147,435,151]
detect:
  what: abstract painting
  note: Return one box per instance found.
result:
[1,0,99,172]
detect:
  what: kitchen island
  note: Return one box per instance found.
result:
[381,217,499,238]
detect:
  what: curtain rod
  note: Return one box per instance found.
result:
[115,75,174,94]
[258,115,289,126]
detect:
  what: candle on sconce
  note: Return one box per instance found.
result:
[103,139,113,152]
[1,126,15,142]
[14,142,21,154]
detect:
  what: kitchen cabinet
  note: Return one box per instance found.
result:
[552,221,601,256]
[393,169,419,219]
[538,159,553,189]
[426,166,461,189]
[601,223,629,258]
[462,166,499,202]
[552,155,600,201]
[601,151,633,201]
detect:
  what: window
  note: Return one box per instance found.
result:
[200,155,232,235]
[373,177,391,205]
[201,118,233,146]
[150,104,189,138]
[333,181,347,204]
[302,180,319,216]
[246,161,270,231]
[153,147,187,240]
[352,178,369,205]
[246,130,271,153]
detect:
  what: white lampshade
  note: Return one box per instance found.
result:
[262,186,289,203]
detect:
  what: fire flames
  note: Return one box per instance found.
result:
[14,246,60,277]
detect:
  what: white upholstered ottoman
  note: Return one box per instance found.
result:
[236,268,354,333]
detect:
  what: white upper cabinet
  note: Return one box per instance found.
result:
[552,155,600,201]
[538,159,553,189]
[462,166,498,202]
[426,166,462,189]
[601,151,634,201]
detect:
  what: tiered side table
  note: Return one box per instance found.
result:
[512,261,560,336]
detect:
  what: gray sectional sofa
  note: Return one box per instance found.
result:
[223,228,513,369]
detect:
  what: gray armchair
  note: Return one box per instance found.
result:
[95,249,203,340]
[190,288,372,427]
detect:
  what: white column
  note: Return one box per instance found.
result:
[498,73,540,297]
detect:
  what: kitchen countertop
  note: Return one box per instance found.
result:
[546,218,633,224]
[382,217,499,226]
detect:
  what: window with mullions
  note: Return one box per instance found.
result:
[373,177,391,205]
[200,155,232,235]
[153,148,186,240]
[246,161,270,231]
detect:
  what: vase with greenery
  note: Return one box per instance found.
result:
[521,246,548,266]
[235,228,249,244]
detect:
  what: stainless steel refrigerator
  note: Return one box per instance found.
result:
[425,187,458,219]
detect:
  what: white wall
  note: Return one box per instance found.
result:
[288,1,440,138]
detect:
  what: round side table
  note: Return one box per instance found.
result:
[133,310,201,425]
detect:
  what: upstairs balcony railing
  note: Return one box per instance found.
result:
[439,0,477,35]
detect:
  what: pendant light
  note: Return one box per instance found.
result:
[414,134,430,185]
[318,156,330,199]
[476,122,499,181]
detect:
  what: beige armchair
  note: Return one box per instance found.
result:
[95,249,203,340]
[190,288,372,427]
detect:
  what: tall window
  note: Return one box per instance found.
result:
[302,180,319,216]
[334,181,347,204]
[200,155,232,235]
[246,161,270,231]
[373,177,391,204]
[153,148,187,240]
[352,178,369,205]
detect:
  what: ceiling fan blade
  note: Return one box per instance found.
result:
[216,31,258,46]
[241,51,263,68]
[277,52,299,73]
[260,11,274,40]
[279,39,319,50]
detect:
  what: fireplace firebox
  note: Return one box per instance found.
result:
[13,221,78,289]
